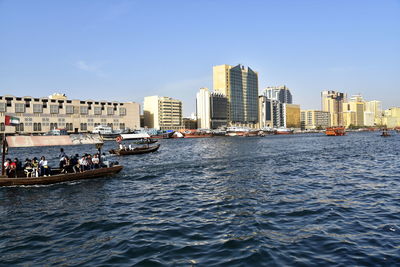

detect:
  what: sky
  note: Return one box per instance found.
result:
[1,0,399,116]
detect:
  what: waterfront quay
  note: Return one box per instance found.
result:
[1,132,399,266]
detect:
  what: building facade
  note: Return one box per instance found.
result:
[143,96,183,130]
[382,107,400,128]
[264,85,292,104]
[321,90,347,126]
[182,118,197,129]
[196,88,211,129]
[210,93,228,129]
[258,96,273,128]
[213,64,259,127]
[0,93,140,134]
[284,104,301,128]
[342,95,365,127]
[365,100,382,126]
[300,110,330,129]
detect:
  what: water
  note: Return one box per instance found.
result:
[1,132,399,266]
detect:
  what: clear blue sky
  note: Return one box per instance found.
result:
[1,0,399,116]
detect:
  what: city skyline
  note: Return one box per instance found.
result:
[1,0,399,116]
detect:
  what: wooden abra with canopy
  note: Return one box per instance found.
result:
[0,134,123,186]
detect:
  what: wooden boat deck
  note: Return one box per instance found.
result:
[0,165,123,186]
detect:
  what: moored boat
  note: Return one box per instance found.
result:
[226,127,258,137]
[325,127,346,136]
[274,128,294,135]
[180,129,213,138]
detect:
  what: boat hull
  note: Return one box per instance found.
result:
[183,134,213,138]
[275,130,294,135]
[325,127,346,136]
[110,144,160,155]
[0,165,123,187]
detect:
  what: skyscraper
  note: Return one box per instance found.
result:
[213,64,259,126]
[264,85,292,104]
[196,88,228,129]
[196,88,211,129]
[321,90,347,126]
[210,93,228,129]
[342,95,365,127]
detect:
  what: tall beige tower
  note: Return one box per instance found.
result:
[342,95,365,127]
[143,96,182,130]
[321,90,347,126]
[213,64,259,126]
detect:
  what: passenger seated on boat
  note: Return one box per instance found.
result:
[119,143,124,150]
[59,148,66,169]
[60,156,71,174]
[128,144,133,150]
[14,158,22,173]
[78,156,87,172]
[8,159,19,178]
[101,153,109,168]
[4,158,15,178]
[24,158,33,177]
[70,154,79,173]
[31,157,39,177]
[87,154,93,170]
[39,156,50,176]
[4,158,10,177]
[92,154,100,169]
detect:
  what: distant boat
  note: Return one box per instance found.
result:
[226,127,258,137]
[109,144,160,155]
[180,129,213,138]
[92,125,129,140]
[275,128,294,135]
[110,133,161,155]
[325,127,346,136]
[381,128,391,137]
[44,128,68,136]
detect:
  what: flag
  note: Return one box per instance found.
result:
[5,115,20,126]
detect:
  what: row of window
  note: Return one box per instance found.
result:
[0,103,127,116]
[0,122,127,132]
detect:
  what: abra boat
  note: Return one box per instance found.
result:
[180,129,213,138]
[0,165,123,186]
[226,127,258,137]
[0,135,123,187]
[92,125,130,140]
[274,128,294,135]
[109,144,160,155]
[325,127,346,136]
[110,133,161,155]
[381,128,391,137]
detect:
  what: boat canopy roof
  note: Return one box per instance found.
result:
[6,134,103,148]
[120,133,150,140]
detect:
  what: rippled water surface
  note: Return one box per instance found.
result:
[1,132,400,266]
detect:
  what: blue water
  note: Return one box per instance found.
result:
[1,132,399,266]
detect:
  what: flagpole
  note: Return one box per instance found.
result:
[1,130,5,176]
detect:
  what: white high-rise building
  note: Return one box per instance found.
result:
[196,88,211,129]
[364,100,382,126]
[264,86,292,104]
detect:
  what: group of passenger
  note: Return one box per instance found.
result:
[59,151,108,174]
[3,148,111,178]
[4,156,49,178]
[119,143,142,151]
